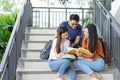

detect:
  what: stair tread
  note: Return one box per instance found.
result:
[24,40,48,43]
[26,33,55,35]
[22,48,40,51]
[18,58,118,72]
[17,68,115,74]
[19,58,47,62]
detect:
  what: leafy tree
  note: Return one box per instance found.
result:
[0,12,18,62]
[3,0,14,11]
[58,0,91,7]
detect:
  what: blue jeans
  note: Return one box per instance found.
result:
[49,59,76,80]
[73,58,105,74]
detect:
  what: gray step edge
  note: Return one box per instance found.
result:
[21,48,41,51]
[25,33,55,36]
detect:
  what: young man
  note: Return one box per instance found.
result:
[58,14,82,48]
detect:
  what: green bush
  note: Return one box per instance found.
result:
[0,12,17,62]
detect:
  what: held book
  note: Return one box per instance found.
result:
[66,47,92,55]
[61,54,72,59]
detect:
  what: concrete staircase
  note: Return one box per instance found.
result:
[16,27,119,80]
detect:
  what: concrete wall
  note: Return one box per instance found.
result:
[110,0,120,25]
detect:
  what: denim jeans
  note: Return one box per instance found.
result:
[49,59,76,80]
[73,58,105,74]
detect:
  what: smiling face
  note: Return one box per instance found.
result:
[69,20,79,29]
[61,32,68,40]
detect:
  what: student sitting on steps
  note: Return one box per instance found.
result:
[48,26,76,80]
[74,23,105,80]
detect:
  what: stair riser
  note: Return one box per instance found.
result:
[29,36,54,41]
[24,62,49,69]
[16,73,113,80]
[18,61,76,70]
[21,52,40,59]
[29,29,56,34]
[27,43,45,49]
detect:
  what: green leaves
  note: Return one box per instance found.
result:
[0,12,17,62]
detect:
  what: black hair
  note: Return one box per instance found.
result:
[85,23,98,53]
[56,26,68,54]
[69,14,79,22]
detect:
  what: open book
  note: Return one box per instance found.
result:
[66,47,92,55]
[61,54,72,59]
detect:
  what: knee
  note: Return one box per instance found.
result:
[73,60,79,66]
[62,59,71,63]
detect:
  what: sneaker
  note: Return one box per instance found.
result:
[54,77,63,80]
[90,77,100,80]
[95,73,101,79]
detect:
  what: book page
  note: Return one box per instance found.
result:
[77,48,91,55]
[66,48,77,55]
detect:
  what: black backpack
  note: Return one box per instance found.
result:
[40,40,53,59]
[98,38,112,63]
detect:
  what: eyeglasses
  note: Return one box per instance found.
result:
[71,23,78,26]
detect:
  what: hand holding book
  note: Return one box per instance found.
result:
[66,47,92,55]
[61,54,75,60]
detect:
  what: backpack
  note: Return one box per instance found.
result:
[98,38,112,63]
[40,40,53,59]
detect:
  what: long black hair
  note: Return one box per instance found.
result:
[56,26,68,54]
[85,23,98,53]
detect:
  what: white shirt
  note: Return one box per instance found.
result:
[48,39,70,60]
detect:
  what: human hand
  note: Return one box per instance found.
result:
[70,55,76,60]
[57,52,64,58]
[70,43,75,48]
[76,52,83,57]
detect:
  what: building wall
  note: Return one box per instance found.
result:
[110,0,120,25]
[100,0,112,11]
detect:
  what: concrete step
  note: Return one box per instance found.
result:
[21,49,40,59]
[17,58,49,69]
[27,28,56,34]
[17,58,116,71]
[16,69,113,80]
[25,41,45,49]
[28,34,54,41]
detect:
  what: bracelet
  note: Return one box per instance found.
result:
[74,54,78,59]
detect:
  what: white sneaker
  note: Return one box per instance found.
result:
[95,73,101,79]
[54,77,63,80]
[90,77,100,80]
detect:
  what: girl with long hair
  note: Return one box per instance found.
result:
[74,23,105,80]
[48,26,76,80]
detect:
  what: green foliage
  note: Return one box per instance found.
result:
[3,0,14,12]
[58,0,71,6]
[0,12,17,62]
[59,0,69,4]
[0,0,4,5]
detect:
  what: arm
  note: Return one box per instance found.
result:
[72,26,82,47]
[71,36,80,47]
[55,52,64,59]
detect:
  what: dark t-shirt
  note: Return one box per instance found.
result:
[58,21,82,44]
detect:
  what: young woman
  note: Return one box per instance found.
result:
[48,26,76,80]
[74,23,105,80]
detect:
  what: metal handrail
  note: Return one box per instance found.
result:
[94,0,120,71]
[0,0,32,80]
[32,7,93,28]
